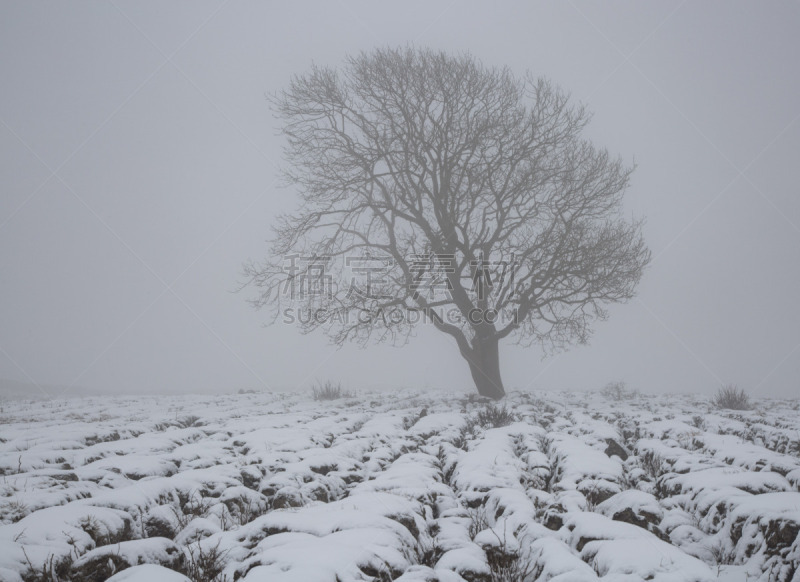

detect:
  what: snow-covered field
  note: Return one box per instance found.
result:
[0,389,798,582]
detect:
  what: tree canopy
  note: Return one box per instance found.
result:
[244,47,651,398]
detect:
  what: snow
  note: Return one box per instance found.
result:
[582,538,714,581]
[106,564,190,581]
[662,466,791,496]
[0,389,798,581]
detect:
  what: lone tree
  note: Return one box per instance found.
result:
[244,47,650,400]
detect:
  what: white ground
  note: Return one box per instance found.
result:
[0,389,798,581]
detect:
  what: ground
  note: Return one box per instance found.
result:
[0,389,798,581]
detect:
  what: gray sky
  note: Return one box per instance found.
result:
[1,2,798,398]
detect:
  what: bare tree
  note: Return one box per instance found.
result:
[243,47,650,400]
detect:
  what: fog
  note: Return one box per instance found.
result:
[1,2,798,399]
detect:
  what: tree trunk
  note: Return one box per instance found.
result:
[465,334,505,400]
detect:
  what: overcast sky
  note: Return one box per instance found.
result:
[1,2,798,399]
